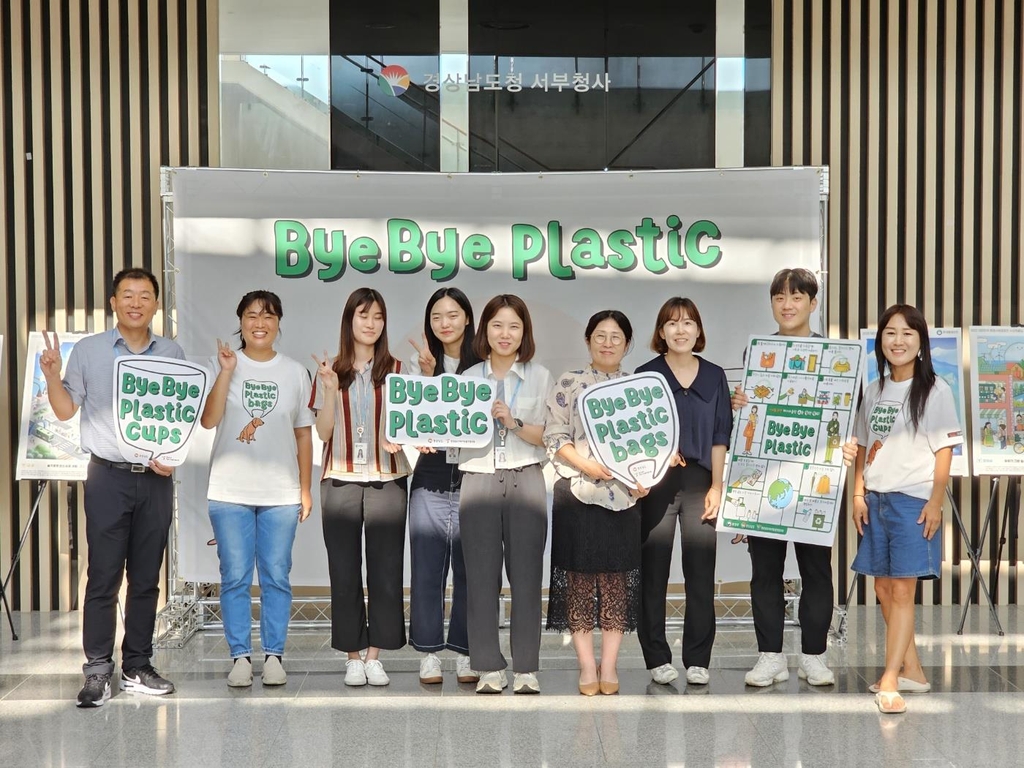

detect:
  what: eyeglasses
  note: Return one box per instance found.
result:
[591,333,625,346]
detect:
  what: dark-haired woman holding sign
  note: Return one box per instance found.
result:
[544,310,648,695]
[407,288,481,685]
[312,288,411,687]
[458,294,553,695]
[636,297,732,687]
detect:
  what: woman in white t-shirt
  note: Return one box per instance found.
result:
[848,304,963,715]
[200,290,314,688]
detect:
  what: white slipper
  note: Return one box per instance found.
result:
[868,677,931,694]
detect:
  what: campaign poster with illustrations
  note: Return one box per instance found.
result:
[718,336,864,546]
[861,327,968,477]
[16,332,92,481]
[968,326,1024,475]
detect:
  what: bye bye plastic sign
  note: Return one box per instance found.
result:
[113,356,210,466]
[577,372,679,487]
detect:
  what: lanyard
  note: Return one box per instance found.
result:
[352,364,374,439]
[485,361,523,447]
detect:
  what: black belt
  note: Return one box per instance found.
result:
[90,455,151,474]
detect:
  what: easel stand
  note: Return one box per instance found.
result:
[1,480,48,640]
[956,476,1020,635]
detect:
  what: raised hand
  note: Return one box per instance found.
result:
[409,333,437,375]
[215,338,237,373]
[311,351,339,390]
[39,331,63,379]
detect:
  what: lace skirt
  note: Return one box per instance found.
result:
[546,478,641,633]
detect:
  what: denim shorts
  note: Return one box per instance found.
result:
[851,491,941,580]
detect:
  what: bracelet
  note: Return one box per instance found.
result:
[709,486,723,492]
[853,494,865,498]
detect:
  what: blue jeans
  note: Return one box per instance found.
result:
[851,491,941,580]
[208,501,300,657]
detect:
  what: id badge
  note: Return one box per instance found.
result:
[446,446,460,464]
[353,442,369,465]
[494,447,509,469]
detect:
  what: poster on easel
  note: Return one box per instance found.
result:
[16,332,92,481]
[861,327,969,477]
[718,336,865,546]
[968,326,1024,476]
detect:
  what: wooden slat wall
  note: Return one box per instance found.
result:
[774,0,1023,606]
[0,0,218,611]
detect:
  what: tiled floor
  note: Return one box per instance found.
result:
[2,606,1023,767]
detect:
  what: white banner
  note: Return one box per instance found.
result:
[16,332,91,481]
[968,326,1024,476]
[385,373,494,447]
[171,167,824,585]
[719,336,864,547]
[861,327,969,477]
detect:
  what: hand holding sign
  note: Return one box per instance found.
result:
[577,372,679,489]
[39,331,63,379]
[409,334,436,376]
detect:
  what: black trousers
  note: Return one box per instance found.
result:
[639,464,718,670]
[82,462,173,676]
[320,478,408,652]
[748,536,833,655]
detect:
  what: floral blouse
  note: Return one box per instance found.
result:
[543,366,638,511]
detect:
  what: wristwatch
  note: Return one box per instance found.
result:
[510,418,524,432]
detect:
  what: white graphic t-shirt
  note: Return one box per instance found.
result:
[854,376,963,500]
[207,352,314,505]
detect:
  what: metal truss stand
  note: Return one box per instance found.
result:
[1,480,49,640]
[957,477,1016,635]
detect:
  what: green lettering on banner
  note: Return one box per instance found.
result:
[685,219,723,268]
[275,220,312,278]
[387,218,425,274]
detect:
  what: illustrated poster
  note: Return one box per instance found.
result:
[968,326,1024,475]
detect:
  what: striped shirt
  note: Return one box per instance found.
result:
[62,327,186,462]
[311,359,411,482]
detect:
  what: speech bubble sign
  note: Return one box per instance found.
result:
[577,371,679,487]
[113,356,210,466]
[384,373,494,447]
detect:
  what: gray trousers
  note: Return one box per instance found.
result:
[459,465,548,673]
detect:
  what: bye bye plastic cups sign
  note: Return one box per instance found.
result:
[113,356,210,466]
[577,371,679,487]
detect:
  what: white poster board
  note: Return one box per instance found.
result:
[171,166,825,585]
[719,336,864,546]
[968,326,1024,476]
[16,332,91,481]
[385,373,494,447]
[861,327,969,477]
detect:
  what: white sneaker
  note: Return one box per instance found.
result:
[419,653,443,684]
[798,653,835,686]
[513,672,540,694]
[455,653,480,683]
[344,659,367,686]
[650,663,679,684]
[685,666,710,685]
[745,652,789,687]
[364,659,390,686]
[262,656,287,686]
[476,670,508,694]
[227,657,253,688]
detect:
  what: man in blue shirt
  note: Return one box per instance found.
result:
[41,267,184,707]
[731,268,836,688]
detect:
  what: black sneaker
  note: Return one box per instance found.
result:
[120,664,175,696]
[77,673,112,708]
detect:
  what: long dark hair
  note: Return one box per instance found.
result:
[234,290,283,350]
[423,288,480,375]
[875,304,934,431]
[333,288,395,389]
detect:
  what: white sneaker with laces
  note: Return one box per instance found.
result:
[797,653,835,686]
[364,659,390,686]
[455,653,479,683]
[344,659,367,686]
[476,670,508,694]
[745,652,789,687]
[419,653,443,684]
[650,663,679,684]
[685,666,710,685]
[513,672,540,694]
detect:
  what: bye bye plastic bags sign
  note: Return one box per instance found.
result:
[113,356,210,466]
[577,371,679,487]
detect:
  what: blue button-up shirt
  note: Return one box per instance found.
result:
[62,327,185,462]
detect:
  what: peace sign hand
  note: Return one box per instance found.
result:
[216,339,237,373]
[409,334,437,375]
[311,351,339,389]
[39,331,63,380]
